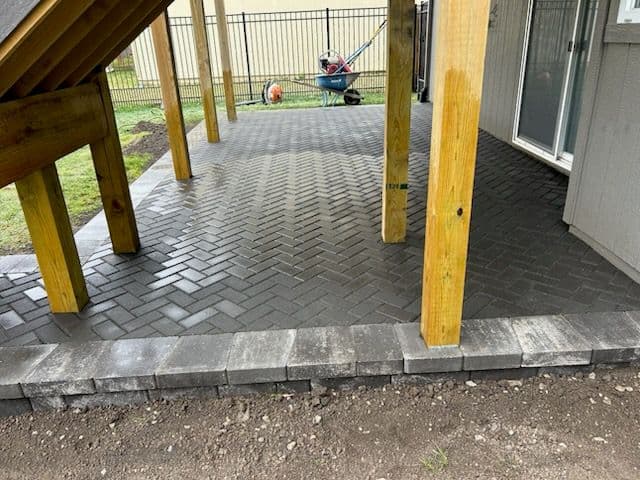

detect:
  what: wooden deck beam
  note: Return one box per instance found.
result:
[90,71,140,253]
[382,0,415,243]
[421,0,490,346]
[37,0,147,91]
[10,0,119,97]
[0,0,58,62]
[214,0,237,121]
[0,0,93,98]
[15,165,89,313]
[190,0,220,143]
[150,12,192,180]
[0,84,107,188]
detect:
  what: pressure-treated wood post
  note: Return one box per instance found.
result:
[421,0,490,346]
[151,11,192,180]
[90,70,140,253]
[190,0,220,142]
[382,0,415,243]
[15,165,89,313]
[213,0,237,121]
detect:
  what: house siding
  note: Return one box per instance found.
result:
[565,0,640,282]
[477,0,640,281]
[479,0,529,143]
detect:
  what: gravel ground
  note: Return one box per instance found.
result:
[2,368,640,479]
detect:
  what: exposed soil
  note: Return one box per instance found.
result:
[123,120,176,161]
[2,368,640,479]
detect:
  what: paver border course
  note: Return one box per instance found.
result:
[1,311,639,415]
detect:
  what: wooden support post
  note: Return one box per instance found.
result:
[213,0,237,121]
[90,70,140,253]
[150,11,192,180]
[382,0,415,243]
[15,165,89,313]
[190,0,220,142]
[420,0,490,346]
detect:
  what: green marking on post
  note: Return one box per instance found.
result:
[386,183,409,190]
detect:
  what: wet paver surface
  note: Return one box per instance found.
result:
[1,104,639,346]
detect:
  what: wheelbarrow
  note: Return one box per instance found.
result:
[315,72,362,106]
[290,71,362,107]
[291,20,386,107]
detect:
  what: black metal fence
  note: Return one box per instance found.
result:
[107,6,428,107]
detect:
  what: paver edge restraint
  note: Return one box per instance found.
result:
[1,310,639,415]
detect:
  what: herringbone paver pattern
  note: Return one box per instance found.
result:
[2,104,639,346]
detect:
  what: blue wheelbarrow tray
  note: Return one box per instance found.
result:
[315,72,361,92]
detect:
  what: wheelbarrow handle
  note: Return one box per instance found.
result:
[340,19,387,71]
[372,19,387,39]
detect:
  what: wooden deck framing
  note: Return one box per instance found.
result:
[190,0,220,143]
[0,0,93,98]
[0,2,183,313]
[420,0,491,346]
[90,71,140,253]
[15,165,89,313]
[214,0,238,122]
[381,0,415,244]
[0,84,107,187]
[151,12,192,181]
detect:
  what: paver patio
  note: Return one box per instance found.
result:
[1,103,639,346]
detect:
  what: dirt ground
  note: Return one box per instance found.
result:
[123,120,179,161]
[2,368,640,479]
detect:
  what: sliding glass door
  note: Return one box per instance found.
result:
[514,0,597,171]
[561,0,598,155]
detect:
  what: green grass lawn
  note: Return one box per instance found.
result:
[0,114,155,255]
[114,102,206,130]
[234,91,385,111]
[0,92,385,255]
[0,135,151,255]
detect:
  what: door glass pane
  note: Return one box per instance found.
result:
[518,0,578,151]
[564,0,597,154]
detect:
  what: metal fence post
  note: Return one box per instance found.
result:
[108,7,389,107]
[325,8,331,51]
[422,0,434,102]
[241,12,253,100]
[412,4,418,91]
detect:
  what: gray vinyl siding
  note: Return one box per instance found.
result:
[477,0,640,280]
[565,0,640,281]
[479,0,529,142]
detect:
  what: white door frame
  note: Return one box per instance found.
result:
[512,0,584,173]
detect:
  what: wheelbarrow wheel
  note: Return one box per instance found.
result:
[344,89,361,106]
